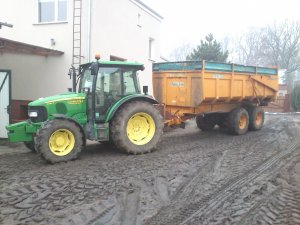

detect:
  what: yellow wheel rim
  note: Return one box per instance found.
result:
[239,114,247,130]
[49,129,75,156]
[126,112,156,145]
[255,112,263,126]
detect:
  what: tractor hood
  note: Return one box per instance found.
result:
[28,92,87,122]
[29,92,86,107]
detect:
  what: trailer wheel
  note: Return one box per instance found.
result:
[111,101,163,154]
[196,115,215,131]
[228,108,249,135]
[35,119,83,163]
[248,106,265,131]
[24,141,36,152]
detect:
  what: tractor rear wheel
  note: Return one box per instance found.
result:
[111,101,163,154]
[228,108,249,135]
[196,114,216,131]
[35,119,83,163]
[248,106,265,131]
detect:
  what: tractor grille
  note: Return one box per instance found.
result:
[28,106,48,123]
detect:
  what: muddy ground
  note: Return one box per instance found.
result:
[1,114,300,225]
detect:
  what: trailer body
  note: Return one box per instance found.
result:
[153,61,278,124]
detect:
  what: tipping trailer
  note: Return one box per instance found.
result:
[6,58,278,164]
[153,60,278,134]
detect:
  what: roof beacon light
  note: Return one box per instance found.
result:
[95,53,101,60]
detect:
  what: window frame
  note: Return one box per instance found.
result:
[149,37,155,61]
[37,0,68,24]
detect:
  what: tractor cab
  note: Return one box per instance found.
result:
[79,60,144,122]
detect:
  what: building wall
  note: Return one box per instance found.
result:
[0,0,74,99]
[0,0,162,123]
[82,0,162,92]
[0,0,161,97]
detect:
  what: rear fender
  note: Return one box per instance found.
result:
[105,94,159,123]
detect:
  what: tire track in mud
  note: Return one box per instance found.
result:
[41,128,271,225]
[234,150,300,225]
[180,118,300,225]
[145,116,300,225]
[0,116,293,225]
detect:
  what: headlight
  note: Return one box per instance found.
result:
[28,111,38,117]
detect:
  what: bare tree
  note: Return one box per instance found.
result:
[232,20,300,91]
[168,42,193,61]
[261,21,300,90]
[233,29,265,66]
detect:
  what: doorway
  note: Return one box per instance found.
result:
[0,70,11,138]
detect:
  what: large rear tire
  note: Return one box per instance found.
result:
[35,119,83,164]
[248,106,265,131]
[228,108,249,135]
[111,101,163,154]
[196,114,216,131]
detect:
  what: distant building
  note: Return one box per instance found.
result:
[0,0,163,138]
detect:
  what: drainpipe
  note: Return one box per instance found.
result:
[87,0,92,62]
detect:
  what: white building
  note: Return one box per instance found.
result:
[0,0,163,138]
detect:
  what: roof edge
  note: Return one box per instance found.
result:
[0,37,64,56]
[130,0,164,21]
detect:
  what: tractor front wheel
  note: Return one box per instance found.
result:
[111,101,163,154]
[35,119,83,163]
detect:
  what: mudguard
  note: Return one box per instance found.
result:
[105,94,159,123]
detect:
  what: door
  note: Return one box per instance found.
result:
[0,71,11,138]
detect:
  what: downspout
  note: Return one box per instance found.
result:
[87,0,92,61]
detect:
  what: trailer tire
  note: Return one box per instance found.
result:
[35,119,83,164]
[248,106,265,131]
[111,101,163,154]
[24,141,36,152]
[228,108,249,135]
[196,115,215,131]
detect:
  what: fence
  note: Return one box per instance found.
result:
[264,94,290,113]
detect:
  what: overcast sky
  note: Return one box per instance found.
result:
[142,0,300,58]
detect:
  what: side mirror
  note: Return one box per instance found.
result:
[90,62,99,75]
[143,86,148,95]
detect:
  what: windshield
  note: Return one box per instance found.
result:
[80,66,140,94]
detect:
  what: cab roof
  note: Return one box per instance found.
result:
[81,61,144,70]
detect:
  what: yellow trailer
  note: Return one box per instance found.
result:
[153,60,278,134]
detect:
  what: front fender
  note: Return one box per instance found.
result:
[105,94,159,122]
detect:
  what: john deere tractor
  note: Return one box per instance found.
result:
[6,59,163,163]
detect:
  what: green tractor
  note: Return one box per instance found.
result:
[6,59,163,163]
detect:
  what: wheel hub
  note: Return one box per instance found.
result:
[255,112,263,125]
[239,114,247,129]
[49,129,75,156]
[127,112,156,145]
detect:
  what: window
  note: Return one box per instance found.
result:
[124,71,137,95]
[137,14,142,27]
[38,0,67,23]
[149,38,155,60]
